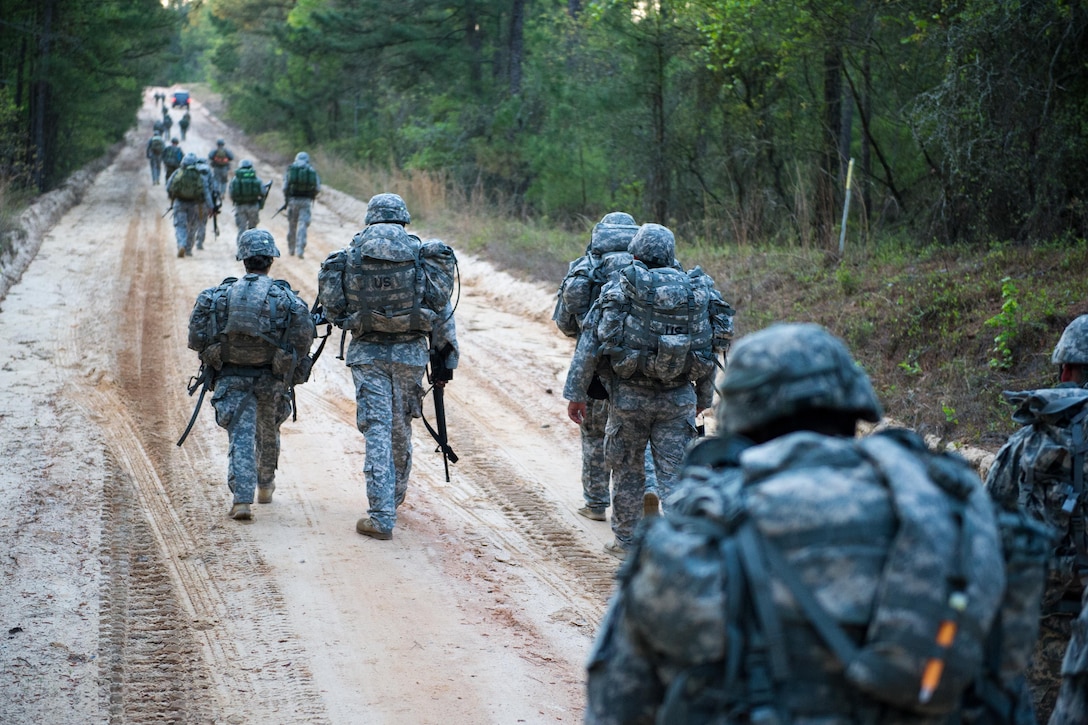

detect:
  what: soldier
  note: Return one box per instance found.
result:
[162,109,173,138]
[283,151,320,259]
[187,229,316,520]
[228,160,269,245]
[162,137,184,186]
[317,193,459,540]
[985,314,1088,723]
[192,156,219,251]
[1050,586,1087,723]
[207,138,234,196]
[553,212,660,522]
[165,152,212,257]
[145,131,165,185]
[179,110,191,141]
[586,323,1050,724]
[564,223,733,558]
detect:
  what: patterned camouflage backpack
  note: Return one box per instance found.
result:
[149,136,165,155]
[163,144,183,168]
[987,387,1088,605]
[229,168,263,205]
[285,163,319,198]
[168,165,205,202]
[317,223,456,338]
[597,261,733,385]
[187,274,299,373]
[553,221,640,337]
[612,428,1049,723]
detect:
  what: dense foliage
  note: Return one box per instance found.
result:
[187,0,1088,245]
[0,0,175,192]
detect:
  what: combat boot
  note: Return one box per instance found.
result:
[257,485,275,504]
[229,503,252,520]
[603,539,627,560]
[577,506,607,522]
[356,517,392,540]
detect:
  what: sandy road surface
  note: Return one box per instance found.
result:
[0,91,635,723]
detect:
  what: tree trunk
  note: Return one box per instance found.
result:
[508,0,525,96]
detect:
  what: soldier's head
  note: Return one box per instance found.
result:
[365,193,411,226]
[295,151,310,164]
[216,139,225,147]
[628,223,675,269]
[717,323,883,444]
[181,152,198,167]
[239,159,253,170]
[1052,314,1088,386]
[236,228,281,271]
[590,212,640,255]
[171,137,179,145]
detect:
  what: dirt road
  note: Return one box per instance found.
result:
[0,92,631,723]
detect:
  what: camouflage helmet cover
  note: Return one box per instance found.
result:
[171,137,179,144]
[181,152,198,166]
[628,223,675,268]
[717,322,883,434]
[365,192,411,225]
[590,211,640,255]
[239,159,253,169]
[216,138,225,145]
[1052,314,1088,365]
[295,151,310,163]
[235,228,281,261]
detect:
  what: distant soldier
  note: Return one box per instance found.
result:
[563,223,734,558]
[283,151,320,259]
[228,160,269,245]
[193,157,219,251]
[586,323,1051,725]
[152,117,164,137]
[145,131,166,185]
[178,110,191,141]
[207,139,234,195]
[162,137,184,186]
[986,314,1088,723]
[166,152,213,257]
[187,229,316,520]
[162,109,173,138]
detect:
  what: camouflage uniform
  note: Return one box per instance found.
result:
[162,110,173,138]
[179,111,190,140]
[284,152,320,259]
[187,230,316,518]
[318,194,458,539]
[1049,585,1088,724]
[228,160,266,245]
[166,153,213,257]
[586,323,1048,725]
[193,158,216,250]
[162,138,183,186]
[146,133,164,185]
[208,140,234,196]
[564,224,731,555]
[985,314,1088,723]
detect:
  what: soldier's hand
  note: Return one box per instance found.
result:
[567,401,587,425]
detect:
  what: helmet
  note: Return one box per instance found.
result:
[589,211,639,254]
[216,139,225,146]
[717,323,883,435]
[1052,315,1088,365]
[236,229,281,261]
[153,131,162,137]
[171,137,179,144]
[600,211,637,226]
[365,193,411,225]
[181,152,198,167]
[628,223,675,268]
[294,151,310,163]
[239,159,253,169]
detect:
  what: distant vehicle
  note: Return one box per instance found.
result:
[171,90,191,109]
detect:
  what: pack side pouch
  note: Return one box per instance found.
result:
[648,333,691,382]
[316,251,349,326]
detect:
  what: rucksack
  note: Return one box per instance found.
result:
[553,222,640,338]
[188,275,298,372]
[211,148,231,167]
[285,163,318,198]
[987,386,1088,605]
[168,166,205,202]
[597,261,730,385]
[317,224,456,338]
[163,145,183,167]
[229,169,263,205]
[607,429,1048,723]
[149,136,165,155]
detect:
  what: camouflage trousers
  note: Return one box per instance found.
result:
[172,200,202,254]
[233,203,260,244]
[212,167,229,196]
[286,198,313,256]
[148,156,162,184]
[210,373,292,505]
[603,384,696,547]
[581,397,658,512]
[1049,590,1088,725]
[194,202,210,248]
[351,360,425,532]
[1028,608,1076,722]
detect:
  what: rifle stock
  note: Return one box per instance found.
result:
[177,364,216,447]
[271,201,288,219]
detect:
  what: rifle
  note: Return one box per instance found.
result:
[210,191,221,238]
[422,344,458,481]
[177,363,216,447]
[259,181,273,210]
[271,200,288,219]
[162,202,174,218]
